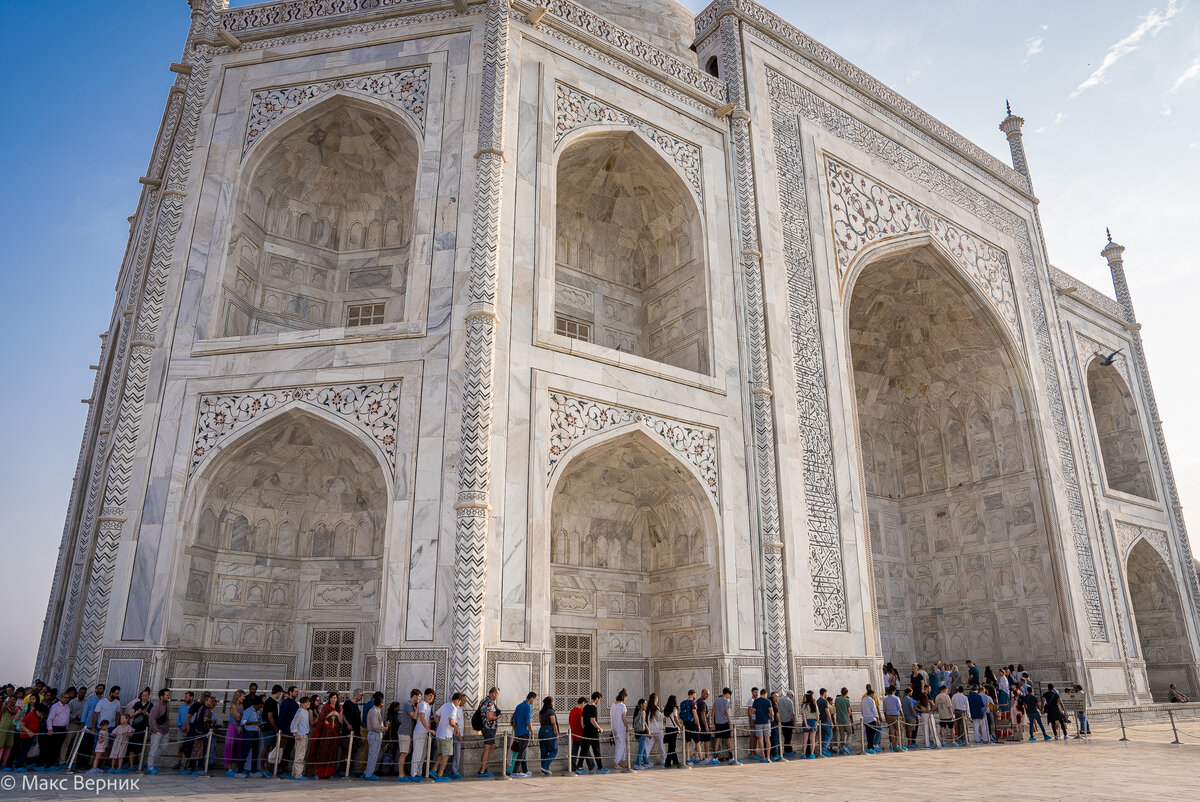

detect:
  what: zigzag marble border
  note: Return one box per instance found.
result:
[188,381,402,478]
[243,67,430,157]
[548,391,720,503]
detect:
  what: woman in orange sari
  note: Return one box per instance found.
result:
[312,692,343,779]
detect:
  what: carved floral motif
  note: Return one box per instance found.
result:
[548,392,719,502]
[555,84,702,199]
[244,67,429,157]
[825,156,1020,339]
[189,381,401,477]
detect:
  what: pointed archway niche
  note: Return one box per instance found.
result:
[176,409,387,688]
[1126,539,1193,699]
[548,429,721,707]
[1086,360,1157,500]
[554,131,710,374]
[848,244,1066,668]
[221,95,419,336]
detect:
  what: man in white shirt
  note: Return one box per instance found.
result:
[431,693,464,781]
[408,689,436,781]
[610,689,629,771]
[950,687,970,745]
[93,685,123,734]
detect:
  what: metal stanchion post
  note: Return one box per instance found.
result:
[1169,710,1183,744]
[203,730,213,776]
[500,732,511,779]
[624,725,631,771]
[345,733,354,778]
[730,723,740,765]
[138,739,146,772]
[1118,709,1129,741]
[273,731,281,776]
[66,729,85,774]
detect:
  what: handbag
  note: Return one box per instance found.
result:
[28,741,41,759]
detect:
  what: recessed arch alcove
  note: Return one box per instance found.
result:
[547,428,722,705]
[553,131,710,374]
[1126,539,1194,699]
[220,95,419,336]
[175,408,387,686]
[1086,359,1157,500]
[847,243,1065,668]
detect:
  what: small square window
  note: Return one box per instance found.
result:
[555,315,592,343]
[347,302,385,327]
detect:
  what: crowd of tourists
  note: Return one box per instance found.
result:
[0,660,1144,782]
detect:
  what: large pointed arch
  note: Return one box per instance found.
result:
[546,426,723,705]
[844,240,1067,668]
[1126,538,1194,699]
[172,407,388,689]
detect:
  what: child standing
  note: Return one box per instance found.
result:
[88,720,110,773]
[290,696,312,780]
[109,714,134,772]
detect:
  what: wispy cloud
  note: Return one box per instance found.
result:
[1169,57,1200,92]
[1070,0,1181,98]
[1054,111,1067,124]
[1025,37,1045,58]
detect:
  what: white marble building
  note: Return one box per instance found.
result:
[37,0,1200,707]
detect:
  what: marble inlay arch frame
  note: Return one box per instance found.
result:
[765,63,1107,641]
[553,83,704,201]
[242,67,430,158]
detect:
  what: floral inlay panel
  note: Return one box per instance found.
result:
[243,67,429,157]
[555,84,702,199]
[548,392,719,502]
[189,381,401,477]
[824,155,1021,341]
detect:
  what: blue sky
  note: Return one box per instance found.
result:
[0,0,1195,683]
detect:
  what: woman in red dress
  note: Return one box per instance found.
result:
[312,692,343,779]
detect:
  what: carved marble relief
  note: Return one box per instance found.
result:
[244,67,429,156]
[189,381,401,479]
[548,391,719,502]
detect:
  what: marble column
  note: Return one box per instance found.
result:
[450,0,510,701]
[717,14,790,691]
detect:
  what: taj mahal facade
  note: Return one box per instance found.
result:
[37,0,1200,709]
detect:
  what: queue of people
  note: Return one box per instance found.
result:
[0,662,1123,782]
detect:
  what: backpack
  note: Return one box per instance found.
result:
[680,699,695,724]
[471,703,485,733]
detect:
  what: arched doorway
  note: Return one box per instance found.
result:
[178,409,388,688]
[548,429,721,705]
[848,245,1065,668]
[1086,360,1156,500]
[220,96,419,336]
[554,131,709,374]
[1126,539,1193,699]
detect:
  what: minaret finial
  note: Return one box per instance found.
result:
[1107,227,1112,243]
[1006,99,1012,115]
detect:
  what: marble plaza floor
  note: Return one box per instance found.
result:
[7,721,1199,801]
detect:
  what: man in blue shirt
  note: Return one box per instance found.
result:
[75,684,105,770]
[278,686,299,775]
[509,692,535,777]
[967,661,980,687]
[751,689,774,762]
[967,687,990,744]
